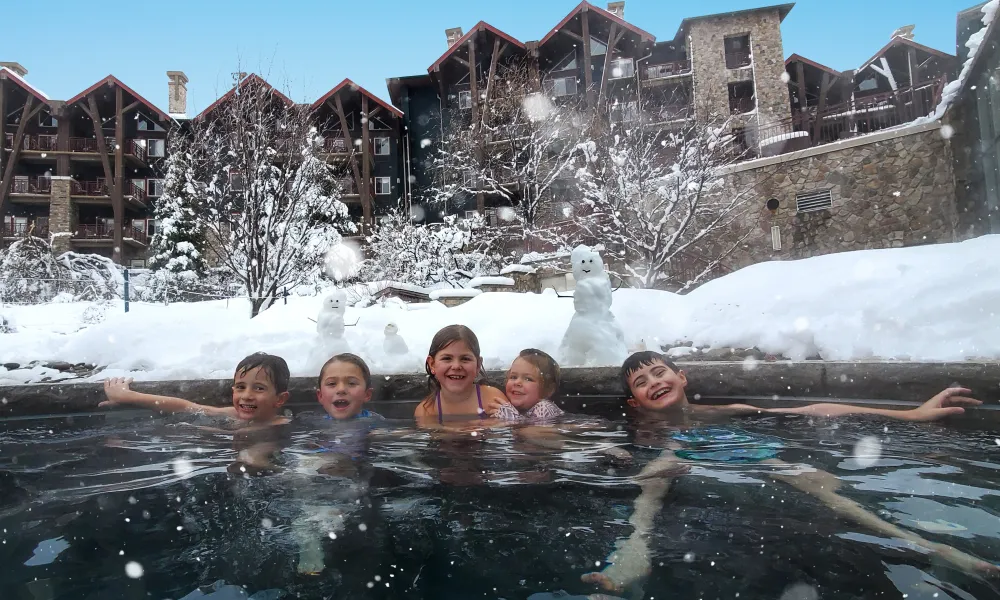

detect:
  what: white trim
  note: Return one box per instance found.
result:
[49,176,74,180]
[721,121,943,175]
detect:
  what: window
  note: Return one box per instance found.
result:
[38,113,57,128]
[374,137,390,156]
[129,259,146,268]
[229,169,244,192]
[130,179,146,198]
[551,51,578,73]
[147,139,165,157]
[771,226,782,250]
[590,36,608,57]
[547,76,578,97]
[374,176,391,195]
[458,91,473,110]
[795,189,833,213]
[464,210,480,220]
[609,58,635,79]
[147,179,164,197]
[368,116,392,131]
[858,78,879,92]
[728,81,755,114]
[724,34,752,69]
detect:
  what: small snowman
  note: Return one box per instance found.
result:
[309,290,351,370]
[558,245,627,367]
[383,322,409,356]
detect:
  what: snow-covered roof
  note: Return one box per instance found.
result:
[500,264,537,275]
[429,288,483,300]
[924,0,999,121]
[0,67,49,102]
[467,276,515,288]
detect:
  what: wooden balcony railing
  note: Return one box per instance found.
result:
[125,224,149,245]
[643,61,692,80]
[338,178,358,195]
[67,137,147,162]
[725,50,752,69]
[2,221,49,238]
[76,223,115,239]
[4,134,58,152]
[11,177,51,194]
[72,180,109,196]
[323,137,350,153]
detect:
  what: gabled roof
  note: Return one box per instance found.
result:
[675,3,794,40]
[858,36,956,71]
[427,21,527,73]
[785,53,843,78]
[310,78,403,118]
[540,1,655,46]
[66,75,171,121]
[194,74,293,121]
[0,67,49,104]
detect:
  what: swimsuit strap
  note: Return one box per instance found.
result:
[436,390,443,424]
[477,384,485,419]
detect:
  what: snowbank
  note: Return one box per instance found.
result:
[2,236,999,383]
[500,264,537,275]
[428,288,482,300]
[468,276,515,288]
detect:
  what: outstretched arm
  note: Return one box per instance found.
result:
[713,388,983,422]
[101,377,235,417]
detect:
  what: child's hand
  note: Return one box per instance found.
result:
[100,377,136,407]
[907,387,982,422]
[482,394,511,416]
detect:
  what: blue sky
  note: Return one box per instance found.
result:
[1,0,978,114]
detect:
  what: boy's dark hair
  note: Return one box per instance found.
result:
[620,351,680,395]
[318,353,373,389]
[235,352,290,394]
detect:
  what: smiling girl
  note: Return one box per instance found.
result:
[414,325,509,423]
[495,349,565,421]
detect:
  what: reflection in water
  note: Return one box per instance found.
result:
[0,410,997,598]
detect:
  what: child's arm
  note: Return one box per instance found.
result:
[101,377,236,418]
[706,387,982,422]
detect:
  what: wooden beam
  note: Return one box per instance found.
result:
[907,45,920,88]
[481,37,502,127]
[56,104,70,176]
[581,6,594,107]
[795,61,807,113]
[360,95,372,234]
[123,99,141,115]
[368,106,382,120]
[0,79,6,205]
[812,72,833,140]
[597,24,622,109]
[329,96,363,198]
[559,28,584,43]
[0,95,35,221]
[450,54,470,69]
[113,85,125,264]
[468,32,479,126]
[869,57,898,91]
[85,95,117,219]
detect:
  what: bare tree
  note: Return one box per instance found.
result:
[189,76,354,317]
[428,58,588,250]
[573,112,763,290]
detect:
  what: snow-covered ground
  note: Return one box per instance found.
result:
[2,236,999,384]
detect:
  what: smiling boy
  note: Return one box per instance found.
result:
[101,352,292,427]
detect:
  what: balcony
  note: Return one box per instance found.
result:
[642,61,692,82]
[74,223,148,246]
[11,177,51,195]
[70,179,147,208]
[338,178,359,197]
[2,221,49,238]
[725,50,752,70]
[4,133,58,152]
[68,138,147,163]
[322,137,350,154]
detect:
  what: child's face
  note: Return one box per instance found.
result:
[427,340,480,396]
[316,361,372,419]
[626,360,688,412]
[506,357,544,411]
[232,367,288,421]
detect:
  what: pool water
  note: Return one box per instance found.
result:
[0,405,998,600]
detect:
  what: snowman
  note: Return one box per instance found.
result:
[308,290,351,370]
[558,245,627,367]
[383,322,409,356]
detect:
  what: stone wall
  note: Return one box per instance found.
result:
[687,8,790,129]
[48,177,74,255]
[723,124,959,268]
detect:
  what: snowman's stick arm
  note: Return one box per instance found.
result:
[345,318,361,327]
[307,317,317,323]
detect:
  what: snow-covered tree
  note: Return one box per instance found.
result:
[359,212,505,288]
[187,76,354,317]
[573,115,762,289]
[0,236,64,303]
[428,58,587,250]
[148,130,208,279]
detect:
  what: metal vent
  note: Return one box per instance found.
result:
[771,226,782,250]
[795,189,833,213]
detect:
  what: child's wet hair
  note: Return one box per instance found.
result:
[512,348,561,399]
[235,352,290,394]
[423,325,488,401]
[318,353,373,389]
[620,351,680,395]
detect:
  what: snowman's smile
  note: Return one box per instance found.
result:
[581,269,591,274]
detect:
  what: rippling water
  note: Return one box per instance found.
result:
[0,405,998,599]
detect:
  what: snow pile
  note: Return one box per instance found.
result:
[1,236,999,383]
[468,276,515,288]
[759,130,810,147]
[428,288,482,300]
[923,0,999,121]
[500,264,537,275]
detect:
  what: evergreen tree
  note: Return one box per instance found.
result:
[148,132,208,279]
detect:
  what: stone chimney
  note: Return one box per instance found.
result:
[0,62,28,77]
[607,2,625,19]
[446,27,464,47]
[167,71,188,116]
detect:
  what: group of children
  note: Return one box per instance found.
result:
[100,323,997,591]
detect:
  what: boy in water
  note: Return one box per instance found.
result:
[582,351,996,595]
[101,352,291,426]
